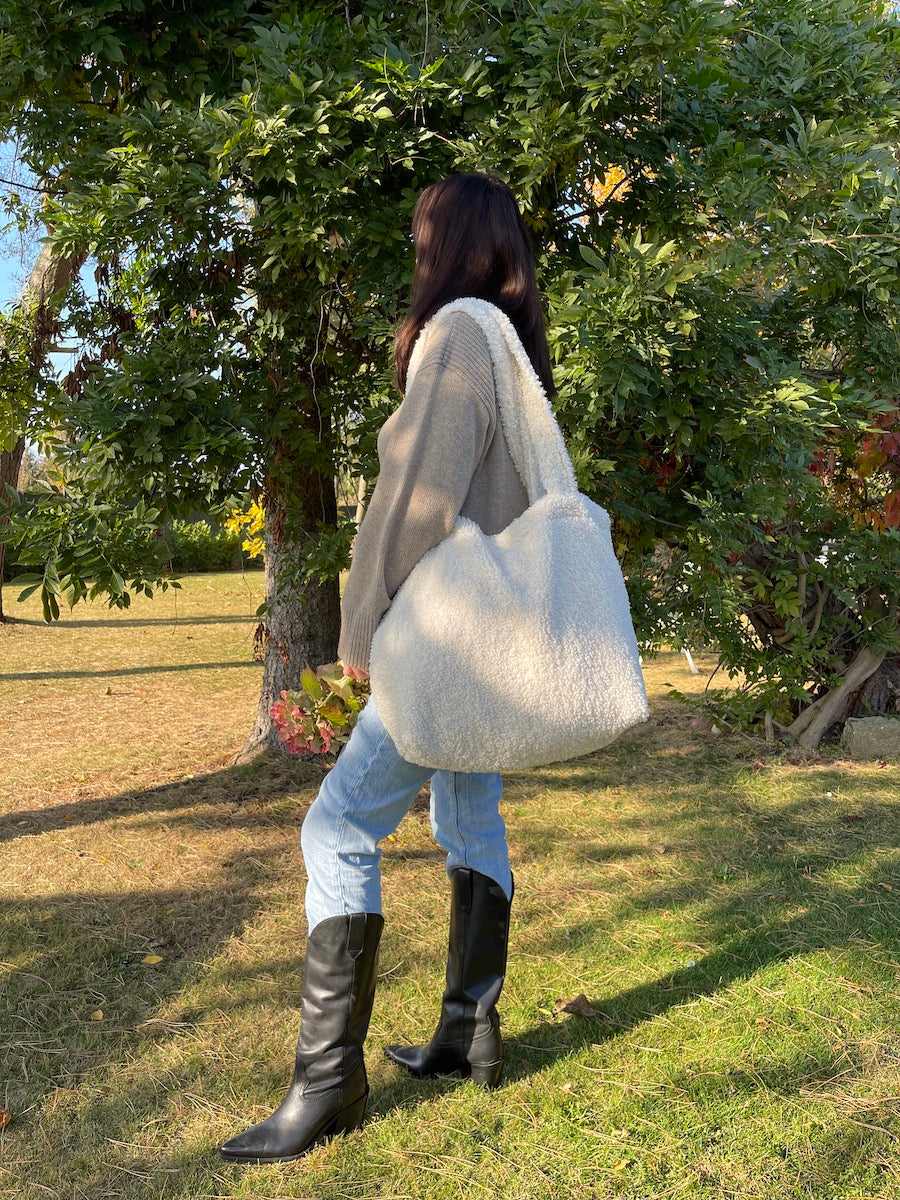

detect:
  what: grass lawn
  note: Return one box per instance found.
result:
[1,571,898,1200]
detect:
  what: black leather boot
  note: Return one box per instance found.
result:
[219,911,383,1164]
[384,868,512,1089]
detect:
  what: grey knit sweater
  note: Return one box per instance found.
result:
[338,309,530,671]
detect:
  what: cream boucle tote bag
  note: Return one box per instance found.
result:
[369,297,649,771]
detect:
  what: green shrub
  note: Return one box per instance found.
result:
[158,519,262,573]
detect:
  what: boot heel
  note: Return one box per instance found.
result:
[470,1060,503,1089]
[332,1091,368,1134]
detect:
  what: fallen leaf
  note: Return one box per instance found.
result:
[554,994,599,1018]
[0,1109,11,1130]
[561,1081,575,1093]
[90,1010,104,1022]
[142,954,163,965]
[611,1157,630,1171]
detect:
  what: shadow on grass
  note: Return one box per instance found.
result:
[0,861,314,1191]
[2,613,259,629]
[499,858,899,1086]
[0,754,325,844]
[2,726,898,1196]
[1,660,260,683]
[1,754,330,1186]
[1,850,286,1095]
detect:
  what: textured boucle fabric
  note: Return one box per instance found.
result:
[338,310,528,671]
[369,298,649,772]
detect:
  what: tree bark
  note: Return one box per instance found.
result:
[235,436,342,761]
[0,238,84,621]
[787,646,886,750]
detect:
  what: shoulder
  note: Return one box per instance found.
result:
[405,307,496,424]
[411,310,496,425]
[417,307,493,371]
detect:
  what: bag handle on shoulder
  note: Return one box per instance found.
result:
[407,297,578,503]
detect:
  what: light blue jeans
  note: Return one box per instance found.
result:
[301,695,513,931]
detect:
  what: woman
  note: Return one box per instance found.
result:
[219,172,556,1164]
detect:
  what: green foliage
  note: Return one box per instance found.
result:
[540,0,900,728]
[0,482,179,619]
[159,518,260,574]
[1,0,898,730]
[0,303,38,452]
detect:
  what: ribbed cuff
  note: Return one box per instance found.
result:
[337,609,381,673]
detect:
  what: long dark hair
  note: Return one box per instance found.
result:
[394,173,556,398]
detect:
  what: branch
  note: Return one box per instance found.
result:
[0,174,52,194]
[786,646,886,750]
[808,234,900,246]
[567,166,644,225]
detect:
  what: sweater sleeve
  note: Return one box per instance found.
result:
[338,312,495,672]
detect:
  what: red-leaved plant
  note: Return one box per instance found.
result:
[270,662,369,757]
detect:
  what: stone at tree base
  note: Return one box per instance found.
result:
[840,717,900,760]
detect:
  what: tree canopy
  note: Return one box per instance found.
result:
[1,0,898,747]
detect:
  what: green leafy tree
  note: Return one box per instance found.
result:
[1,0,897,752]
[546,0,900,744]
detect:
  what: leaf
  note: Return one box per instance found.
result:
[579,243,606,270]
[0,1109,11,1129]
[318,703,346,723]
[554,994,599,1017]
[300,666,324,700]
[142,954,163,965]
[322,673,356,702]
[90,1009,104,1021]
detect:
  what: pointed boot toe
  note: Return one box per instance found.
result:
[219,1120,287,1165]
[218,1084,368,1164]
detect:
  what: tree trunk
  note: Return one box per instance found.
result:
[848,653,900,718]
[0,238,84,622]
[235,436,342,761]
[787,645,887,750]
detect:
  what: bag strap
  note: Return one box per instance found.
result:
[406,297,577,502]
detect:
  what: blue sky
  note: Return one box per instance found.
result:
[0,144,43,310]
[1,241,35,308]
